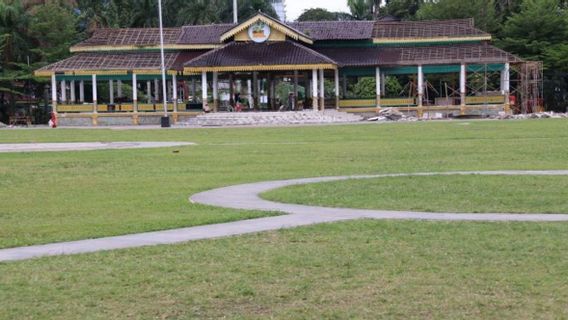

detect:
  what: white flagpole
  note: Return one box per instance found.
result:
[158,0,169,125]
[233,0,238,23]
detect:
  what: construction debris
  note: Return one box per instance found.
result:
[0,122,7,128]
[368,108,418,122]
[493,112,568,120]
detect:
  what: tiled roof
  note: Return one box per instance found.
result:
[74,28,182,47]
[185,41,336,68]
[287,21,375,41]
[380,43,522,65]
[315,47,382,67]
[373,19,490,40]
[178,24,235,44]
[37,51,206,72]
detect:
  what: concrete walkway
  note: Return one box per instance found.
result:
[1,170,568,262]
[0,142,195,153]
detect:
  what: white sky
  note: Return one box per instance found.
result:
[285,0,351,21]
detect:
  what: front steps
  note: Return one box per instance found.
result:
[179,110,364,127]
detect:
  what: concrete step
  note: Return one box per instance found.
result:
[178,111,363,127]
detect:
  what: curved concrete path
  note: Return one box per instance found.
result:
[1,170,568,262]
[0,142,195,153]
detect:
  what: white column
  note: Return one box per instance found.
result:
[117,80,123,97]
[109,80,114,104]
[92,74,98,112]
[212,71,219,112]
[172,73,178,112]
[334,69,340,110]
[201,71,208,110]
[381,72,386,96]
[503,62,511,113]
[146,81,152,103]
[312,69,318,111]
[247,79,252,109]
[51,74,57,112]
[319,69,325,111]
[417,65,424,108]
[154,78,160,102]
[79,80,85,103]
[503,63,510,94]
[60,80,66,103]
[132,73,138,112]
[375,67,381,109]
[460,64,467,106]
[70,80,76,103]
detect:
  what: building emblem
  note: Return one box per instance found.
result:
[248,21,271,43]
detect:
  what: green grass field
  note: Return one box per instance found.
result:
[1,120,567,248]
[1,119,568,318]
[1,221,567,319]
[263,175,568,214]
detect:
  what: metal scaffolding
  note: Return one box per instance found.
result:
[511,61,544,114]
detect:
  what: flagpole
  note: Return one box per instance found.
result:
[158,0,170,127]
[233,0,238,23]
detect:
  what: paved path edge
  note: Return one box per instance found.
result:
[2,170,568,262]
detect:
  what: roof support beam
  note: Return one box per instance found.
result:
[460,63,467,115]
[92,74,98,113]
[376,67,381,110]
[334,69,340,110]
[202,71,208,111]
[172,74,178,113]
[70,80,76,103]
[132,73,138,113]
[319,69,325,111]
[61,80,67,104]
[109,80,114,104]
[51,74,57,113]
[79,80,85,103]
[312,69,318,111]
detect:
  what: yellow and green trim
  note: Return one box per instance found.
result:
[184,63,336,73]
[373,35,491,45]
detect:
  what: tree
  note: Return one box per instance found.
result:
[297,8,339,21]
[383,0,423,20]
[0,0,32,112]
[500,0,568,111]
[417,0,499,33]
[348,0,373,20]
[500,0,567,65]
[29,1,78,63]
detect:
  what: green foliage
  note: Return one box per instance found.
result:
[29,2,78,63]
[499,0,568,111]
[350,77,375,98]
[349,76,403,98]
[500,0,568,67]
[383,0,423,20]
[348,0,374,20]
[297,8,340,21]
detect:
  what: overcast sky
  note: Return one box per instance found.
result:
[285,0,351,21]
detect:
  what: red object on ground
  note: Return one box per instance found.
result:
[49,112,58,128]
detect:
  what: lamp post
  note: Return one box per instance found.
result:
[158,0,170,127]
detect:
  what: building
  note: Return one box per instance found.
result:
[35,13,541,126]
[270,0,286,21]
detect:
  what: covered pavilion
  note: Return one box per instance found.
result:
[35,13,540,126]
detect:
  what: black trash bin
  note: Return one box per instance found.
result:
[161,116,171,128]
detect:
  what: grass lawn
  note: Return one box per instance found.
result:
[263,175,568,214]
[1,120,567,248]
[1,220,567,319]
[1,119,568,318]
